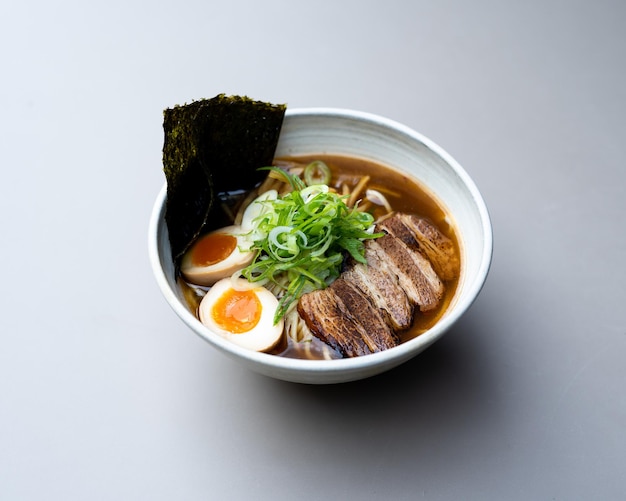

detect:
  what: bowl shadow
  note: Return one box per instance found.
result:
[243,309,500,466]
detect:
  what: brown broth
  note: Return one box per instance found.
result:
[180,154,461,359]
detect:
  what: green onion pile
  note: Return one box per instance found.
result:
[241,165,382,324]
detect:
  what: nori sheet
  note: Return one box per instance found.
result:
[162,94,286,263]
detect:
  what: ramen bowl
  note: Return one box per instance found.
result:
[148,108,492,384]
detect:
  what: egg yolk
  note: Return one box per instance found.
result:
[192,232,238,267]
[211,289,262,334]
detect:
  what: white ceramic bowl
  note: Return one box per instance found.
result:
[148,108,492,384]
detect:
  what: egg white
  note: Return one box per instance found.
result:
[198,278,284,352]
[180,225,255,286]
[241,189,277,240]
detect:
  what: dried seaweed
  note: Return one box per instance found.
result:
[162,94,286,263]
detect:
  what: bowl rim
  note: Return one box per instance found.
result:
[148,107,493,379]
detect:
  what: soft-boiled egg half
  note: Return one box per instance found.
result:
[198,277,284,352]
[180,225,254,286]
[240,189,277,238]
[180,190,278,287]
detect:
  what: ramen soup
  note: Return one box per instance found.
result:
[177,154,461,360]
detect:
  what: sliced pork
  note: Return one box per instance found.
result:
[329,278,399,352]
[342,260,413,331]
[297,288,375,357]
[395,214,460,281]
[297,212,459,358]
[367,234,443,312]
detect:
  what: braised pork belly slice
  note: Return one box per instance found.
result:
[297,288,374,357]
[297,212,457,358]
[342,260,414,331]
[395,214,460,281]
[367,234,443,312]
[329,278,399,352]
[377,215,421,250]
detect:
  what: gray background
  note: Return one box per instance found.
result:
[2,1,625,499]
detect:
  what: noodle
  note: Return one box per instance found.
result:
[356,200,373,213]
[347,175,370,207]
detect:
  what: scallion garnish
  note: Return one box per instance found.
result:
[303,160,332,186]
[241,167,382,324]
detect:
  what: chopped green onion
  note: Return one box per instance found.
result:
[304,160,331,186]
[241,167,382,324]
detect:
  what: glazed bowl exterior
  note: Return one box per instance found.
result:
[148,108,492,384]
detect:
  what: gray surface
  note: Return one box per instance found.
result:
[1,1,624,499]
